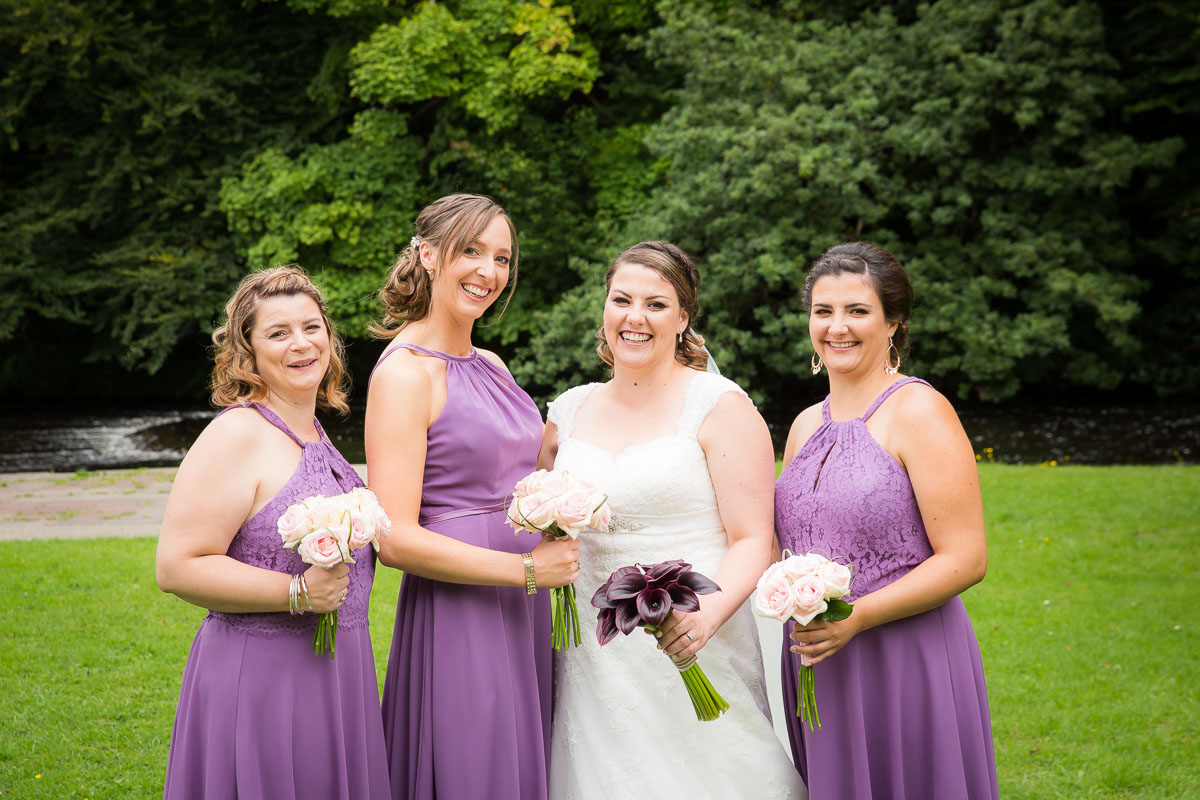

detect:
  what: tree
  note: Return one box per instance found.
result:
[520,0,1186,406]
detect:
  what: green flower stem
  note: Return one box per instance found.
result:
[551,585,582,651]
[644,623,730,722]
[796,664,820,730]
[313,609,338,659]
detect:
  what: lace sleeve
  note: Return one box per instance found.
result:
[676,372,751,438]
[546,383,599,441]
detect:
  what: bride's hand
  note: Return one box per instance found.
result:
[650,609,718,667]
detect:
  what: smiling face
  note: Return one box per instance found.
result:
[809,272,899,377]
[425,214,512,322]
[249,293,331,401]
[602,262,689,371]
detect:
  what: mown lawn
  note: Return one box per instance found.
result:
[0,465,1196,798]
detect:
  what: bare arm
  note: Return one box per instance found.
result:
[366,356,579,587]
[536,420,559,471]
[792,384,987,664]
[154,410,347,614]
[658,391,776,660]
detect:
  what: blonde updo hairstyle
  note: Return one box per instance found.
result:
[210,265,350,415]
[596,241,709,371]
[372,193,519,337]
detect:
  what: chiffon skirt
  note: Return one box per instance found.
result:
[380,510,552,800]
[783,596,998,799]
[164,616,390,800]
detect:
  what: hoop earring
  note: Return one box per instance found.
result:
[884,336,900,375]
[811,353,823,375]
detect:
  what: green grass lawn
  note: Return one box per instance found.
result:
[1,465,1196,798]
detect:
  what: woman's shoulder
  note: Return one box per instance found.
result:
[546,381,604,428]
[686,369,748,399]
[888,377,955,421]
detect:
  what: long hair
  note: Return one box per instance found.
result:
[372,193,519,338]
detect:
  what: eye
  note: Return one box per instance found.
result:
[495,255,510,267]
[464,247,480,256]
[610,296,629,305]
[649,302,667,310]
[269,330,288,338]
[812,308,831,316]
[306,323,323,332]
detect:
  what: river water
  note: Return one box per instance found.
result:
[1,400,1196,473]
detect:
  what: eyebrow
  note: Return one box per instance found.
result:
[262,317,322,330]
[471,240,512,256]
[812,301,873,308]
[611,289,669,301]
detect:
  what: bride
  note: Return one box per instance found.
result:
[539,242,806,799]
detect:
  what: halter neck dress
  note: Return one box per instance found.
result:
[372,344,550,800]
[164,402,390,800]
[774,377,998,799]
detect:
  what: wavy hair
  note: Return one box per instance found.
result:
[371,193,519,338]
[210,265,350,415]
[596,241,709,371]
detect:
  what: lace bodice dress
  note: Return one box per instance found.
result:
[547,371,806,800]
[774,378,997,799]
[164,402,389,799]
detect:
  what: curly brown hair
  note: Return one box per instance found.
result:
[372,193,519,338]
[596,241,709,371]
[210,265,350,414]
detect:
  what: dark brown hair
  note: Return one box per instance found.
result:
[372,193,519,337]
[802,242,914,360]
[210,265,350,414]
[596,241,708,371]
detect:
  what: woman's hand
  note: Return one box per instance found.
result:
[531,536,581,589]
[789,614,863,666]
[649,608,720,668]
[302,563,350,613]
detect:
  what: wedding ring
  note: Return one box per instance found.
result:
[685,632,695,643]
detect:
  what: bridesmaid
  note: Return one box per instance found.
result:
[156,266,390,799]
[774,242,998,798]
[366,193,580,800]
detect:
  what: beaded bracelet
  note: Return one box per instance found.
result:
[522,552,537,596]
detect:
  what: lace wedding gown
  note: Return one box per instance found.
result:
[547,371,806,800]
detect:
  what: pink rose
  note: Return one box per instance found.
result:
[513,470,549,498]
[753,571,798,622]
[818,561,853,599]
[348,514,375,550]
[297,529,350,568]
[589,501,612,533]
[791,574,829,626]
[553,489,594,539]
[277,501,316,548]
[781,552,824,582]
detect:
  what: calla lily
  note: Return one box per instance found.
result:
[591,560,730,721]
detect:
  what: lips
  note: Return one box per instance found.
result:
[288,358,318,369]
[462,283,491,300]
[824,341,858,350]
[619,331,651,343]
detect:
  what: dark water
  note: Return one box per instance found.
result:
[0,401,1196,473]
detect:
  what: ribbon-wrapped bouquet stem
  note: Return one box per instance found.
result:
[593,559,730,722]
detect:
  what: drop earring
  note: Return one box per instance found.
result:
[884,336,900,375]
[811,353,823,375]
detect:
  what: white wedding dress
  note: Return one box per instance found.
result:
[547,371,807,800]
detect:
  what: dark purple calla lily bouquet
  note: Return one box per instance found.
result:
[592,559,730,721]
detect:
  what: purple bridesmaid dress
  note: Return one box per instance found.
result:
[374,344,550,800]
[774,377,999,799]
[164,402,390,799]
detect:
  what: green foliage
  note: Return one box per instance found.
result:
[220,0,668,357]
[0,0,374,394]
[520,0,1185,403]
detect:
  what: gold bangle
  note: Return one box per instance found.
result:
[522,552,537,596]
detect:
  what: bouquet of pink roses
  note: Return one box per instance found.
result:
[593,560,730,722]
[753,551,854,730]
[277,486,391,658]
[506,469,611,650]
